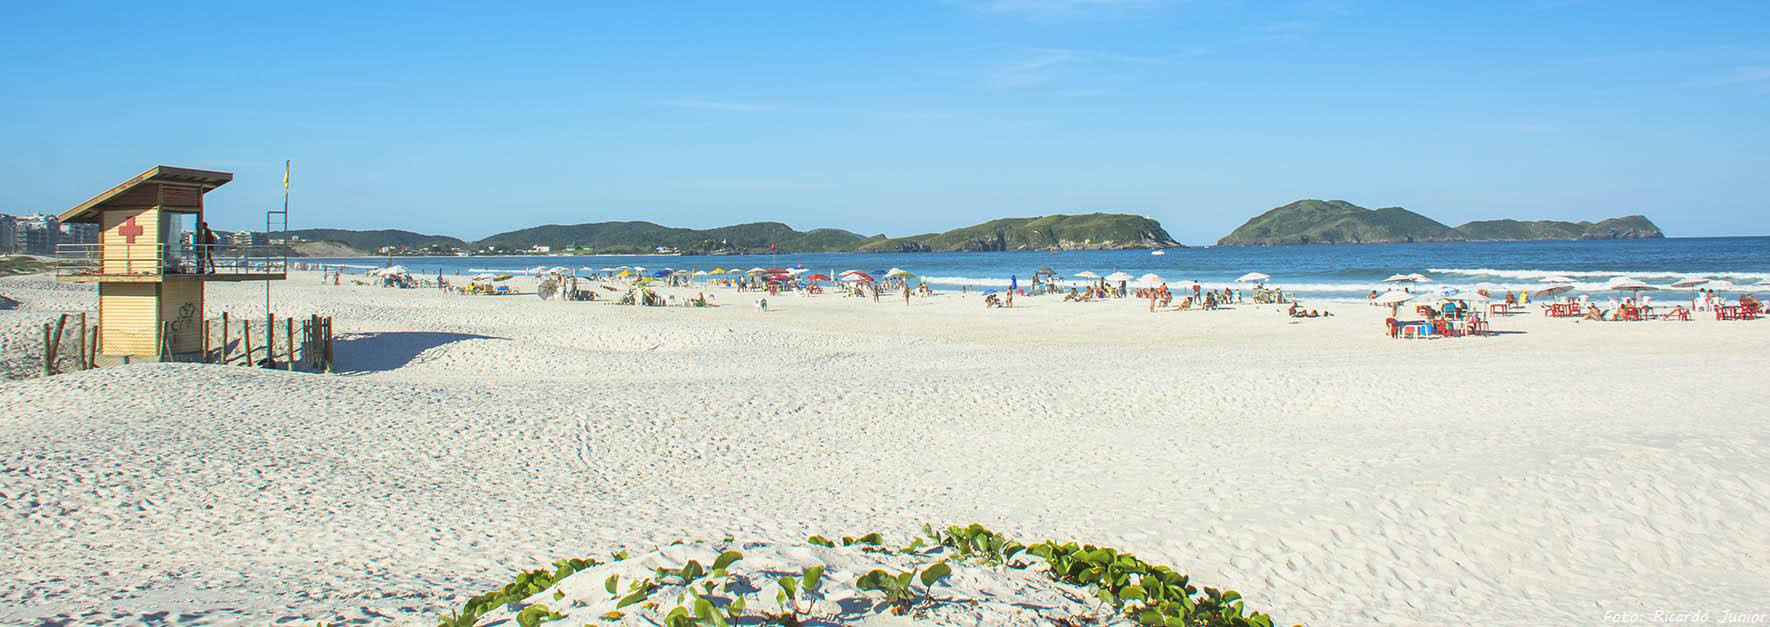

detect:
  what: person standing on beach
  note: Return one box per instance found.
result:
[903,284,911,306]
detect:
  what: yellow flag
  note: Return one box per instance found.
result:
[283,161,290,191]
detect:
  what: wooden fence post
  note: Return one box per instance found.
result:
[41,323,52,376]
[323,317,334,373]
[266,313,276,368]
[243,321,253,366]
[48,314,68,374]
[285,317,295,372]
[78,313,88,370]
[221,312,230,364]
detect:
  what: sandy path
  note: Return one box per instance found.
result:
[1,272,1767,625]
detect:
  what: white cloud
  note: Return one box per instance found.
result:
[1706,66,1770,86]
[655,99,784,112]
[961,0,1174,18]
[1251,20,1317,40]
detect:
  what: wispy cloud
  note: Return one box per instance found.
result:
[1694,66,1770,87]
[1251,20,1317,41]
[655,99,784,112]
[959,0,1175,19]
[984,47,1178,88]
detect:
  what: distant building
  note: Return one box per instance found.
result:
[229,230,268,247]
[12,213,61,254]
[60,222,99,245]
[530,245,551,253]
[0,214,14,254]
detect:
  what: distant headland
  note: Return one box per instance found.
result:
[278,213,1180,256]
[1216,199,1663,246]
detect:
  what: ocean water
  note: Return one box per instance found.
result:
[300,236,1769,298]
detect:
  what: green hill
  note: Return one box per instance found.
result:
[1217,199,1461,245]
[909,213,1177,251]
[1454,216,1662,241]
[288,228,466,253]
[473,213,1175,253]
[474,221,868,254]
[1220,200,1665,245]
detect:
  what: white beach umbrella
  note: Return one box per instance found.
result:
[885,268,913,279]
[1105,271,1134,283]
[1374,290,1417,305]
[1706,280,1739,291]
[599,267,616,272]
[1669,277,1710,288]
[1407,273,1432,283]
[471,273,495,282]
[1604,277,1657,301]
[1382,273,1417,283]
[1234,272,1271,283]
[747,267,767,275]
[692,270,709,276]
[788,267,810,275]
[1136,273,1165,288]
[1075,271,1102,279]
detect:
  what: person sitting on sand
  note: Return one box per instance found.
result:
[984,293,1002,308]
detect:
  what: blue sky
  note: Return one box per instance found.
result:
[2,0,1766,243]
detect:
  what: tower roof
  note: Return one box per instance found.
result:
[58,166,233,223]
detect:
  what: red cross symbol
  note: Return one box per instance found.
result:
[118,216,144,244]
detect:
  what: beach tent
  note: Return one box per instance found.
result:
[1104,272,1133,283]
[1234,272,1270,283]
[1075,271,1101,279]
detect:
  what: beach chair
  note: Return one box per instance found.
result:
[1385,317,1400,338]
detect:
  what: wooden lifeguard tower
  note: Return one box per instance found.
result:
[56,166,286,363]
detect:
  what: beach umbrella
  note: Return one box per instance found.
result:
[1009,275,1018,292]
[1374,290,1417,305]
[788,268,810,275]
[599,267,616,272]
[1234,272,1270,283]
[1105,271,1133,283]
[871,269,888,276]
[632,266,647,273]
[1136,273,1165,288]
[471,273,495,282]
[805,274,830,281]
[615,271,635,279]
[1604,276,1657,301]
[747,267,767,275]
[1535,284,1575,298]
[1706,280,1739,291]
[1075,271,1101,279]
[692,270,709,276]
[493,274,514,282]
[1669,277,1710,288]
[842,271,873,282]
[652,270,671,278]
[1540,275,1576,284]
[1382,273,1416,283]
[885,268,913,279]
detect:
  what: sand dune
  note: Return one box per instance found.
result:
[1,271,1767,625]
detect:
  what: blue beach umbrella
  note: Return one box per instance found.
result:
[1009,275,1018,292]
[652,270,671,277]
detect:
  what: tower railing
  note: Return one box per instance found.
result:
[54,243,289,279]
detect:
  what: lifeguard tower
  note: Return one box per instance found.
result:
[55,166,286,363]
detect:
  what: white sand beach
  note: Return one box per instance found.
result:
[2,271,1768,625]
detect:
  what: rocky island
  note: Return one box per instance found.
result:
[1217,199,1663,246]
